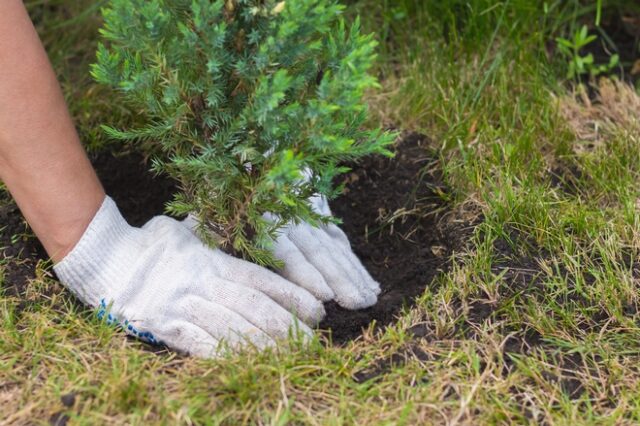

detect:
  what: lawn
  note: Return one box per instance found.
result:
[3,0,640,424]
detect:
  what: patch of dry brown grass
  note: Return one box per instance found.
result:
[559,78,640,153]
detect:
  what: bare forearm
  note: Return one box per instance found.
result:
[0,0,104,262]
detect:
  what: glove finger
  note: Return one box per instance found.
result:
[323,224,381,295]
[155,320,220,358]
[272,234,335,301]
[180,295,275,349]
[309,226,379,305]
[181,214,199,233]
[323,223,352,248]
[211,251,326,325]
[309,194,333,216]
[200,278,315,341]
[288,225,377,310]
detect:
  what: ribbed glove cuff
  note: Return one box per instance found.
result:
[53,196,136,306]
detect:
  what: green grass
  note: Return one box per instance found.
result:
[3,0,640,424]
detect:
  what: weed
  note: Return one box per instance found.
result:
[556,25,620,79]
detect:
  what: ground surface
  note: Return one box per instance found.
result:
[322,133,475,342]
[1,132,471,345]
[3,1,640,425]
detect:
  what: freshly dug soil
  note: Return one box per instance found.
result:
[320,133,474,342]
[0,133,474,343]
[0,192,47,299]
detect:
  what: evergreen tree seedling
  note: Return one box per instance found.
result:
[92,0,395,266]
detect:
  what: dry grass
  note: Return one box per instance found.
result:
[559,78,640,153]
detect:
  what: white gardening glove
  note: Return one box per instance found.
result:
[53,196,325,358]
[268,195,381,310]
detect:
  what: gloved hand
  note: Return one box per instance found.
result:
[53,196,325,358]
[267,195,381,310]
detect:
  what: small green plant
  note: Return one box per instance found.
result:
[92,0,394,265]
[556,25,619,79]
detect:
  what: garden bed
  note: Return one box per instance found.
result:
[0,132,475,344]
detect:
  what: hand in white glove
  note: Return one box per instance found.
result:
[53,196,325,358]
[268,195,381,310]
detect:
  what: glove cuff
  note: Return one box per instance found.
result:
[53,196,137,307]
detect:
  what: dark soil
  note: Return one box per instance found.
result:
[0,192,47,299]
[320,132,475,342]
[92,150,178,227]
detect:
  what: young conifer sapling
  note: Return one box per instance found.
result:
[92,0,395,266]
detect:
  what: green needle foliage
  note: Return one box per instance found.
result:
[92,0,394,266]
